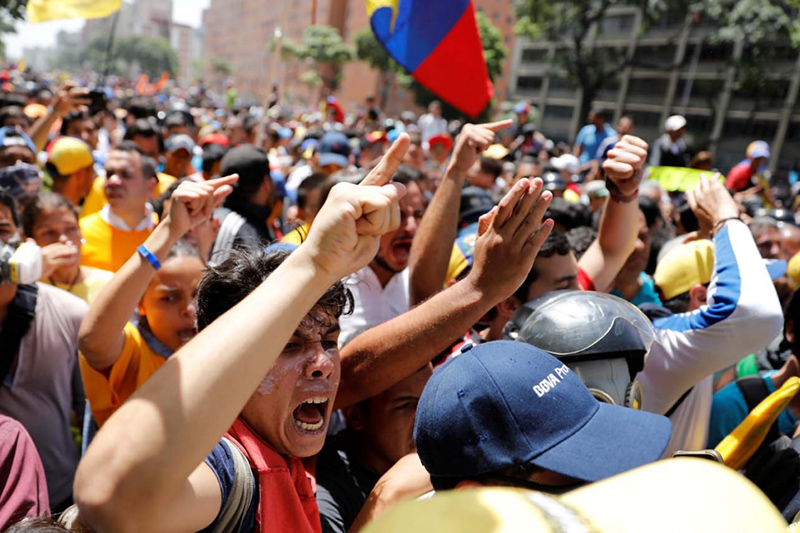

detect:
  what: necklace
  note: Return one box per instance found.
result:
[49,268,82,294]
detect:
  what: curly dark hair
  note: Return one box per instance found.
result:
[195,247,353,331]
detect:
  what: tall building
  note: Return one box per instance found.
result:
[509,6,800,174]
[201,0,339,103]
[171,23,203,85]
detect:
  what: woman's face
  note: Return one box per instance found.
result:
[139,255,205,352]
[31,206,82,251]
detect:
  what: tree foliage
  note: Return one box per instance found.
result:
[354,11,508,119]
[51,34,179,78]
[281,25,354,92]
[514,0,800,125]
[0,0,30,59]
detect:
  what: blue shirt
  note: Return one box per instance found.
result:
[575,123,616,165]
[707,372,798,448]
[611,273,662,308]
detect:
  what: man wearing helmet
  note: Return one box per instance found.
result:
[508,176,783,453]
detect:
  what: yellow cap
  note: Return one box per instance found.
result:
[788,251,800,290]
[654,240,714,301]
[23,103,48,120]
[483,144,509,160]
[47,137,94,176]
[362,460,787,533]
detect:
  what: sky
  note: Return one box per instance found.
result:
[6,0,211,59]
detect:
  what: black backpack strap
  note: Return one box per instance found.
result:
[737,375,782,444]
[0,283,38,384]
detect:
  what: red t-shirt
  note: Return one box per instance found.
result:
[725,162,754,192]
[578,266,596,291]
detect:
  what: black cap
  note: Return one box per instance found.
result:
[460,186,495,224]
[220,145,270,196]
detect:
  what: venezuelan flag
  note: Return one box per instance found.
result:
[367,0,493,118]
[26,0,121,24]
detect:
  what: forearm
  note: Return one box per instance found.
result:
[75,249,336,522]
[408,165,465,305]
[337,277,487,408]
[78,222,180,369]
[28,113,58,153]
[579,197,639,292]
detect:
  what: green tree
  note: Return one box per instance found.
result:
[282,25,354,93]
[0,0,30,60]
[119,36,179,78]
[354,11,508,119]
[514,0,800,126]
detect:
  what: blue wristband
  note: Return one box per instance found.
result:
[137,245,161,271]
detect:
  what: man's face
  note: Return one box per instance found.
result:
[754,226,781,259]
[780,226,800,261]
[404,143,424,169]
[514,163,541,185]
[467,160,494,190]
[345,365,432,474]
[66,118,98,150]
[242,308,341,457]
[104,151,152,212]
[132,134,159,159]
[0,146,36,168]
[165,149,192,178]
[374,182,426,273]
[618,212,651,278]
[227,122,245,146]
[0,204,17,244]
[139,255,205,352]
[618,118,634,136]
[525,252,581,302]
[4,117,29,131]
[30,206,82,252]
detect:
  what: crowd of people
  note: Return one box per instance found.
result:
[0,67,799,532]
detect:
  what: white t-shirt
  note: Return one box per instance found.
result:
[339,266,410,347]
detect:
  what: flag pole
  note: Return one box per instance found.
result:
[100,10,121,86]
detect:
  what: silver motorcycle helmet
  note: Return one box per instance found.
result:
[503,290,658,409]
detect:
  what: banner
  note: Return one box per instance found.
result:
[27,0,122,24]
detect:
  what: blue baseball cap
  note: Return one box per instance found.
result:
[460,186,494,225]
[317,131,351,168]
[0,127,36,155]
[414,341,671,483]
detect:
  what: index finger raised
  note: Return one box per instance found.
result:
[480,119,513,132]
[206,174,239,189]
[360,133,410,187]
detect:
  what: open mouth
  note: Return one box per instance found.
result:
[390,239,413,263]
[292,397,329,432]
[176,328,197,345]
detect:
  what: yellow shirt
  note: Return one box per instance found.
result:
[80,213,152,272]
[80,322,167,427]
[81,172,177,219]
[44,266,114,305]
[281,223,311,245]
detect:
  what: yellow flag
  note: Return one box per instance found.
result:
[26,0,122,24]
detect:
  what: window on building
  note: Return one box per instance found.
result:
[549,77,578,91]
[627,78,668,98]
[698,43,732,63]
[517,75,543,92]
[633,45,675,67]
[624,110,661,129]
[544,105,574,120]
[521,48,549,64]
[724,118,778,139]
[600,14,634,36]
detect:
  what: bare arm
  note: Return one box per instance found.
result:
[579,136,648,292]
[338,177,554,409]
[78,176,238,370]
[74,137,411,533]
[27,84,90,152]
[408,120,512,305]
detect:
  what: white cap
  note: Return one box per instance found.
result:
[552,154,581,175]
[665,115,687,132]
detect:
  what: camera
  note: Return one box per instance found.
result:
[0,241,42,284]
